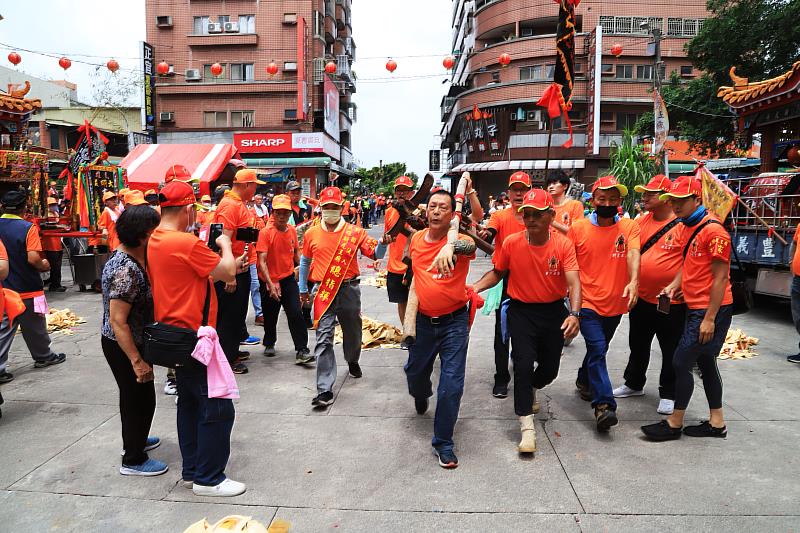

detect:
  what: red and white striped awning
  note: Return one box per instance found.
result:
[451,160,585,173]
[120,143,240,193]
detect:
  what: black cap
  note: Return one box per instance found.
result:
[2,190,28,208]
[286,180,301,191]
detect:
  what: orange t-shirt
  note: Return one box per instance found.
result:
[569,218,641,317]
[553,199,585,228]
[256,224,299,283]
[98,207,120,250]
[41,226,63,252]
[488,207,525,250]
[196,210,214,227]
[18,224,44,300]
[636,213,684,304]
[147,227,221,330]
[681,214,734,310]
[410,229,475,317]
[494,230,578,303]
[302,222,377,282]
[384,207,408,274]
[792,227,800,276]
[214,193,252,258]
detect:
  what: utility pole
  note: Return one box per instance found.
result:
[649,24,669,177]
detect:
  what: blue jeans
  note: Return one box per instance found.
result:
[249,263,262,318]
[175,366,235,486]
[791,276,800,352]
[577,308,621,409]
[404,309,469,453]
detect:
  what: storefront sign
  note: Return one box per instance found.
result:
[323,76,340,142]
[429,150,441,172]
[234,132,340,158]
[141,41,156,140]
[297,16,308,121]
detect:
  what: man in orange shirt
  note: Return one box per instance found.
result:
[474,189,581,454]
[568,176,640,432]
[98,191,121,250]
[147,179,246,497]
[404,190,477,469]
[256,194,311,364]
[546,174,584,234]
[196,195,214,227]
[213,168,264,374]
[613,175,685,416]
[0,190,66,378]
[382,176,415,327]
[480,171,530,399]
[299,186,384,408]
[642,176,733,441]
[43,197,66,292]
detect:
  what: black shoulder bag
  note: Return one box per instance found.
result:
[683,220,752,315]
[640,219,680,255]
[142,245,212,368]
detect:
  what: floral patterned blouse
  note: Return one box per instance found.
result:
[101,251,153,346]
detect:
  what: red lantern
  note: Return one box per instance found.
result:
[266,62,279,76]
[156,61,170,75]
[443,56,455,70]
[210,62,223,77]
[472,105,482,121]
[788,145,800,167]
[499,53,511,67]
[106,59,119,73]
[324,61,337,74]
[611,43,623,57]
[7,52,21,66]
[386,59,397,73]
[58,57,72,71]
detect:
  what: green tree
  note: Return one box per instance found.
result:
[604,130,659,214]
[351,162,409,195]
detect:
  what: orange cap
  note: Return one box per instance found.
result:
[234,168,266,185]
[318,186,345,206]
[125,190,149,206]
[159,180,196,207]
[518,188,554,211]
[102,191,117,202]
[200,194,212,203]
[394,175,414,189]
[592,175,628,197]
[634,174,672,193]
[659,175,702,200]
[508,171,532,188]
[118,188,131,201]
[271,194,292,211]
[144,189,157,196]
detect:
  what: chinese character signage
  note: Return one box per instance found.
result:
[429,150,441,172]
[653,89,669,155]
[141,41,156,140]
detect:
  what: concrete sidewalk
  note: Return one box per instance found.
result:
[0,255,798,532]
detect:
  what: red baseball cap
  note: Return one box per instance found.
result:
[164,164,197,183]
[159,180,196,207]
[319,186,345,206]
[508,171,532,188]
[634,174,672,193]
[394,175,414,189]
[234,168,266,185]
[518,188,554,211]
[592,175,628,197]
[659,175,702,200]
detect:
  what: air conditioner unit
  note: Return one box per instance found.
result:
[159,112,175,122]
[284,109,298,120]
[156,16,173,28]
[207,22,223,33]
[283,13,298,25]
[510,113,517,121]
[185,68,201,81]
[284,62,298,72]
[526,110,542,122]
[223,22,239,33]
[167,65,175,76]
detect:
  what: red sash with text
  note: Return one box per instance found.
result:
[313,224,364,328]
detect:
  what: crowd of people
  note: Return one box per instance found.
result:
[0,164,743,495]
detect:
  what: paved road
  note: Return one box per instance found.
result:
[0,230,798,532]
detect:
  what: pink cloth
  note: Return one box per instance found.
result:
[191,326,239,399]
[33,294,49,315]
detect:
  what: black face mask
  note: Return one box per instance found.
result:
[595,205,618,219]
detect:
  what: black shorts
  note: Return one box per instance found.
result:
[386,271,409,303]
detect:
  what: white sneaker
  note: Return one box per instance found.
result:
[657,398,675,415]
[612,384,644,398]
[192,478,246,497]
[164,379,177,395]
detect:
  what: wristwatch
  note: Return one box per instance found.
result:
[568,311,581,319]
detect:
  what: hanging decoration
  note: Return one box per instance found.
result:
[58,57,72,70]
[156,61,170,75]
[324,61,337,74]
[106,59,119,73]
[443,56,455,70]
[611,43,623,57]
[471,105,482,121]
[554,0,581,107]
[7,52,21,66]
[536,82,574,149]
[498,53,511,67]
[386,59,397,73]
[210,62,223,77]
[266,62,279,76]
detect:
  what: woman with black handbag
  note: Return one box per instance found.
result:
[101,203,166,476]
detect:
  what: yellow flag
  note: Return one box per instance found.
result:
[699,165,737,220]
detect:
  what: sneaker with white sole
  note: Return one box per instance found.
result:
[192,478,246,497]
[163,379,177,396]
[657,398,675,415]
[612,384,644,398]
[121,436,161,456]
[119,458,169,477]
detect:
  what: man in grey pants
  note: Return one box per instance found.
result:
[0,190,66,384]
[299,186,387,408]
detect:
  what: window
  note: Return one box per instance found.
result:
[203,111,227,128]
[217,15,230,24]
[680,65,694,77]
[156,16,172,27]
[637,65,654,80]
[600,111,615,123]
[491,71,500,83]
[615,16,633,34]
[601,63,614,75]
[616,64,633,79]
[667,18,704,36]
[203,64,226,82]
[230,63,254,81]
[520,64,554,81]
[238,15,255,33]
[49,128,60,149]
[193,16,210,34]
[231,111,255,127]
[313,11,324,37]
[616,113,639,130]
[574,61,584,75]
[599,16,614,34]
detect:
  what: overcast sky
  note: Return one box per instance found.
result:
[0,0,451,176]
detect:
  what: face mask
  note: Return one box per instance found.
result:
[595,205,618,219]
[322,209,341,225]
